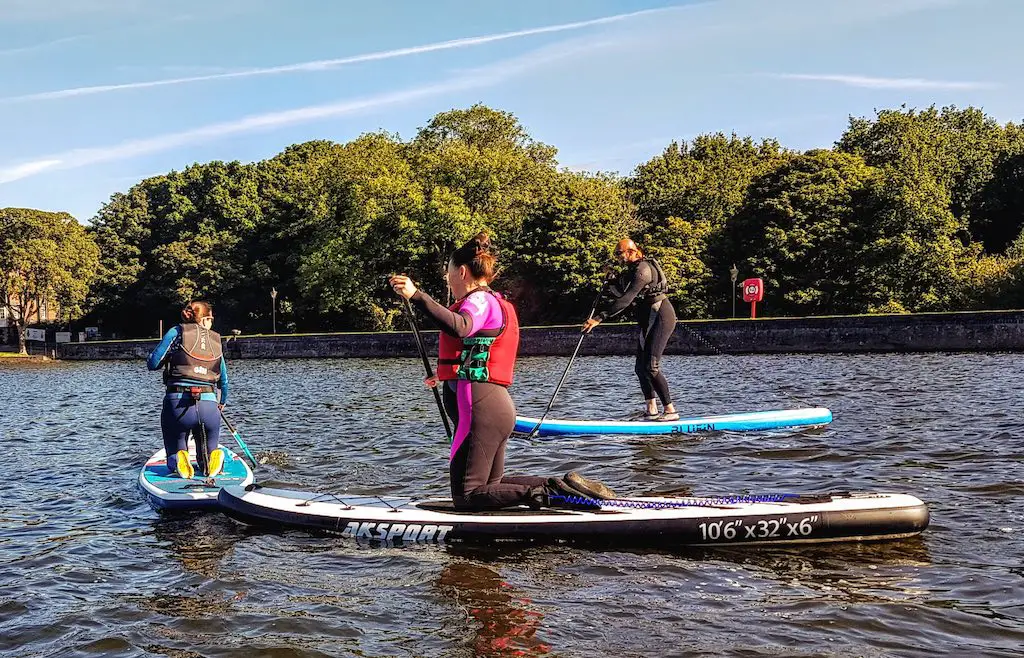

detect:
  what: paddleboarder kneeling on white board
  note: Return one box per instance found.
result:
[389,232,616,511]
[582,238,680,422]
[146,301,230,479]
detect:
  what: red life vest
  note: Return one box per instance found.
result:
[437,290,519,386]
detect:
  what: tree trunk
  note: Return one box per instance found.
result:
[16,320,26,355]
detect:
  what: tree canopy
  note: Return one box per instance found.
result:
[1,208,99,352]
[9,102,1021,338]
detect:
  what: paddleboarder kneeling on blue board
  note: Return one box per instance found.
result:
[583,238,679,422]
[147,301,230,479]
[389,233,615,511]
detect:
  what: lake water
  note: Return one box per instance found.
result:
[2,353,1022,657]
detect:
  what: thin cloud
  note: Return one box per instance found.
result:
[0,84,468,184]
[0,7,673,103]
[0,34,90,56]
[0,37,614,185]
[563,136,678,170]
[113,64,250,75]
[775,73,998,90]
[0,0,147,21]
[0,159,64,182]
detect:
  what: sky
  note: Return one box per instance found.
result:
[0,0,1021,223]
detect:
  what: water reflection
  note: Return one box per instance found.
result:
[437,553,551,657]
[116,513,247,622]
[150,513,243,580]
[696,538,935,605]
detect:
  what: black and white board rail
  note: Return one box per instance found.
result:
[217,485,929,548]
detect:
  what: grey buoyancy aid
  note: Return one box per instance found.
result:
[639,257,669,302]
[163,323,223,386]
[607,257,669,305]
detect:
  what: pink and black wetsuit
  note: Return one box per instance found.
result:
[411,288,547,511]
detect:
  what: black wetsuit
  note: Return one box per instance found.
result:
[411,290,547,511]
[595,259,676,407]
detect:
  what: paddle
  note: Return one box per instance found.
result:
[219,409,260,470]
[525,286,606,439]
[399,294,454,442]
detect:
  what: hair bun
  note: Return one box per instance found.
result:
[474,232,492,254]
[180,300,213,324]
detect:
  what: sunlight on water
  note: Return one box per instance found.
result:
[2,353,1023,656]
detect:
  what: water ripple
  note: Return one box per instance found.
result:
[2,353,1023,656]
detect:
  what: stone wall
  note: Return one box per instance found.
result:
[55,310,1024,360]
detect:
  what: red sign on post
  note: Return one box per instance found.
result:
[742,278,763,318]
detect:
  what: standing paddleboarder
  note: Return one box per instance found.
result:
[147,301,230,479]
[389,232,615,511]
[582,238,679,421]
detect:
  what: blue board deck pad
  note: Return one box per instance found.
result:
[217,485,929,548]
[139,443,255,511]
[513,407,833,437]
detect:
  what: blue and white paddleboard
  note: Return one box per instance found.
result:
[514,407,833,437]
[139,442,255,511]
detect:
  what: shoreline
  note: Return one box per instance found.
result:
[52,309,1024,360]
[0,352,51,361]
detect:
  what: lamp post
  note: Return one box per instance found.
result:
[729,264,738,318]
[270,287,277,334]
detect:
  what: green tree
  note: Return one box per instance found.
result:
[296,106,562,330]
[857,166,975,312]
[641,217,715,318]
[629,134,790,314]
[89,162,263,335]
[409,104,558,243]
[0,208,99,353]
[295,132,436,330]
[253,139,346,331]
[836,106,992,311]
[630,133,789,231]
[514,172,635,322]
[82,102,1024,332]
[727,150,877,315]
[946,253,1017,310]
[87,183,153,326]
[838,105,1024,253]
[970,146,1024,253]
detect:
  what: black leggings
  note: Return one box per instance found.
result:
[635,300,676,406]
[443,382,546,511]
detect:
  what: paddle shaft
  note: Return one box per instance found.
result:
[526,287,605,438]
[401,295,454,441]
[220,409,260,469]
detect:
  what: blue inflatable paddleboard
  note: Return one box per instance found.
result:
[139,442,255,511]
[514,407,833,437]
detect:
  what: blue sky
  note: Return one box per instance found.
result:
[0,0,1020,222]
